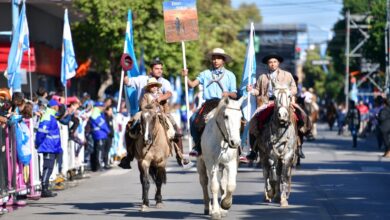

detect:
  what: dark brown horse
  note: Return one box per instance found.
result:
[326,102,338,131]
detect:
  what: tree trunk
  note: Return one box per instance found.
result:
[97,68,113,100]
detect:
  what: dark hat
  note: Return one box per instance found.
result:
[150,57,163,68]
[262,54,284,64]
[120,53,133,71]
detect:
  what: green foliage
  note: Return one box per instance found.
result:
[326,0,386,102]
[302,48,327,97]
[71,0,260,92]
[237,3,262,24]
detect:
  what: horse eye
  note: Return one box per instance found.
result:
[224,115,229,119]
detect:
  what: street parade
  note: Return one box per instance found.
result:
[0,0,390,219]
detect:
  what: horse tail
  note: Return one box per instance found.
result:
[149,165,167,184]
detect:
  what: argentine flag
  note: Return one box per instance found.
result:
[240,22,257,122]
[6,2,29,91]
[61,9,78,87]
[124,10,140,116]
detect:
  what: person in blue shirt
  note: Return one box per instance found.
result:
[182,48,237,157]
[89,101,110,171]
[35,99,62,197]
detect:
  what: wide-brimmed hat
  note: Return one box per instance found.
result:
[207,48,232,62]
[262,54,284,64]
[144,78,162,90]
[120,53,134,71]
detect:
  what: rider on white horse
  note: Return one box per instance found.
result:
[182,48,238,157]
[246,54,307,160]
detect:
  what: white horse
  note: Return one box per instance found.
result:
[256,83,297,207]
[197,97,244,219]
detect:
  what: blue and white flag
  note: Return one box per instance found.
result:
[124,10,141,116]
[6,2,29,91]
[61,9,78,87]
[240,22,257,121]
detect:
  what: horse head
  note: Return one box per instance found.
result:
[215,97,244,148]
[140,105,157,146]
[273,83,292,125]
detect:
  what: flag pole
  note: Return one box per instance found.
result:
[117,24,129,112]
[28,48,32,101]
[246,23,254,126]
[181,40,192,153]
[64,83,67,106]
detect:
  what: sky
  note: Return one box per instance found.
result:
[231,0,344,47]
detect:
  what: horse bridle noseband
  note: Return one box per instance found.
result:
[215,106,241,148]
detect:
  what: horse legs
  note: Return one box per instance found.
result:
[197,158,210,215]
[210,166,221,220]
[220,161,237,211]
[273,159,282,203]
[138,160,150,211]
[280,160,292,207]
[154,165,166,209]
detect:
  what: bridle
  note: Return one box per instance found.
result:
[215,105,242,148]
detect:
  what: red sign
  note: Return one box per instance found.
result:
[0,42,36,72]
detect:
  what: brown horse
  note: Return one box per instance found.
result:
[126,106,171,211]
[326,102,337,131]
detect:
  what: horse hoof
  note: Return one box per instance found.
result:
[220,198,232,210]
[140,205,148,212]
[263,197,272,203]
[220,208,228,217]
[204,209,210,215]
[280,199,289,207]
[156,203,163,209]
[211,212,222,220]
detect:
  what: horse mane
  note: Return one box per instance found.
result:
[205,98,228,121]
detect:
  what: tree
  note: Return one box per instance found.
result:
[326,0,386,102]
[302,47,327,97]
[72,0,261,99]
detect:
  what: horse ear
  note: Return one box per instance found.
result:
[223,96,229,105]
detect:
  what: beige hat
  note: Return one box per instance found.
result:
[207,48,232,62]
[144,77,162,90]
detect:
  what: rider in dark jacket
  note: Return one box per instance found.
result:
[345,100,361,148]
[378,97,390,157]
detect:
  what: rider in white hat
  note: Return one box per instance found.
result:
[182,48,237,157]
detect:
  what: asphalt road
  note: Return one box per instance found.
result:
[1,123,390,220]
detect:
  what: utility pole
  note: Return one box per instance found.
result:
[345,10,350,110]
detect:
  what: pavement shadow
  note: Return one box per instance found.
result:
[124,210,207,219]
